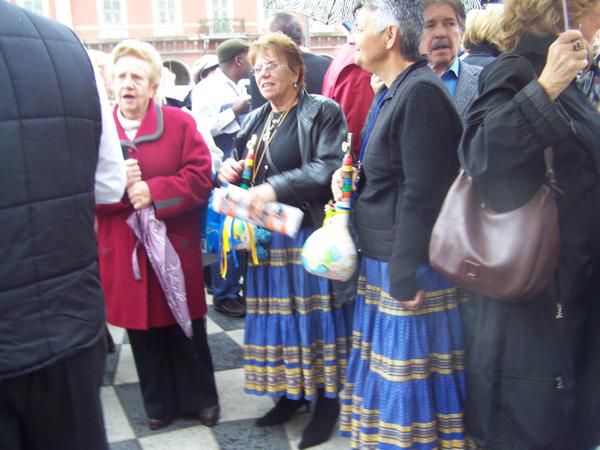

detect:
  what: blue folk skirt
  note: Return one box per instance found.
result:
[340,258,465,449]
[243,228,354,400]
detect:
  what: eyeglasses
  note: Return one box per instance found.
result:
[250,62,286,76]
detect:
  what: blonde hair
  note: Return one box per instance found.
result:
[248,32,306,90]
[463,5,504,50]
[111,39,163,86]
[500,0,597,52]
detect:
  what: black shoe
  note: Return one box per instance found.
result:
[213,296,246,317]
[198,404,220,427]
[298,392,340,449]
[148,417,172,430]
[255,397,310,427]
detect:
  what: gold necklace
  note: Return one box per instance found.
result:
[252,108,291,183]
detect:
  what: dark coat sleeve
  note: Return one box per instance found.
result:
[389,81,462,300]
[460,55,573,180]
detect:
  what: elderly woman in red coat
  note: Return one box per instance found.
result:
[96,39,219,431]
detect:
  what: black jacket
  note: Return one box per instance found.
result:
[459,34,600,449]
[354,58,462,300]
[463,42,500,67]
[236,90,347,226]
[0,3,104,380]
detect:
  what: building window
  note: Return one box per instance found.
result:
[212,0,232,33]
[157,0,176,24]
[19,0,47,15]
[103,0,122,24]
[152,0,182,36]
[97,0,128,39]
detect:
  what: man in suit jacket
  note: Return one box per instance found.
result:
[250,12,331,109]
[420,0,482,118]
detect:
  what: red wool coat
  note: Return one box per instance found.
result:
[96,100,212,329]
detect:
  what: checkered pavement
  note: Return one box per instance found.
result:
[102,295,350,450]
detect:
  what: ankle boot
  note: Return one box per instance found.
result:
[298,390,340,449]
[255,396,310,427]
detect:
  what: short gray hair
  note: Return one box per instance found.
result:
[354,0,424,61]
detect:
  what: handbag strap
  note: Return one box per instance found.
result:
[543,147,563,195]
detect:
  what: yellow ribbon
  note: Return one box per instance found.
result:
[220,218,259,279]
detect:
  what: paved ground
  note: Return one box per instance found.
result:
[102,294,350,450]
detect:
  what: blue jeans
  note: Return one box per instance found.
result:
[210,253,244,302]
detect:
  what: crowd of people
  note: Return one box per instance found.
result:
[2,0,600,449]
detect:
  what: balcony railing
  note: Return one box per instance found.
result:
[199,18,245,35]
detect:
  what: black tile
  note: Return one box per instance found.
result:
[113,383,198,438]
[109,439,143,450]
[207,305,245,331]
[211,418,292,450]
[208,332,244,371]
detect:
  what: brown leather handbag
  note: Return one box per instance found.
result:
[429,148,560,301]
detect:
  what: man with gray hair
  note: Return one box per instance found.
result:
[419,0,482,118]
[333,0,466,448]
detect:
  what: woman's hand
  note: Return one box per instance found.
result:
[331,167,358,201]
[247,183,276,220]
[538,29,590,100]
[127,181,152,210]
[397,290,425,311]
[125,158,142,189]
[218,158,243,184]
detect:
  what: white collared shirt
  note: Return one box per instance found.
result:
[93,63,127,204]
[191,68,248,137]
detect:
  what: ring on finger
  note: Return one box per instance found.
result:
[572,40,582,52]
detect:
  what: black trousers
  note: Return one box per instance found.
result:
[0,337,108,450]
[127,318,219,419]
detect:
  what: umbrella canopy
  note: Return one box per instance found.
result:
[265,0,483,25]
[265,0,354,25]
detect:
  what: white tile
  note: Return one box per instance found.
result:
[205,315,222,335]
[113,344,139,385]
[139,426,219,450]
[215,368,275,422]
[101,386,135,443]
[107,324,126,345]
[226,329,244,347]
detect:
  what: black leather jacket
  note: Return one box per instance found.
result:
[235,90,348,226]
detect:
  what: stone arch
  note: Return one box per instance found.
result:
[163,59,191,85]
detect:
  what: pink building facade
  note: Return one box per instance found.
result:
[11,0,345,86]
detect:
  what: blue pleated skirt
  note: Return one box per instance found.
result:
[243,228,354,400]
[340,258,465,449]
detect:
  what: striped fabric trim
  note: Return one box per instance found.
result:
[249,247,303,267]
[244,341,349,399]
[370,350,465,382]
[245,294,332,315]
[345,408,465,449]
[363,282,461,316]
